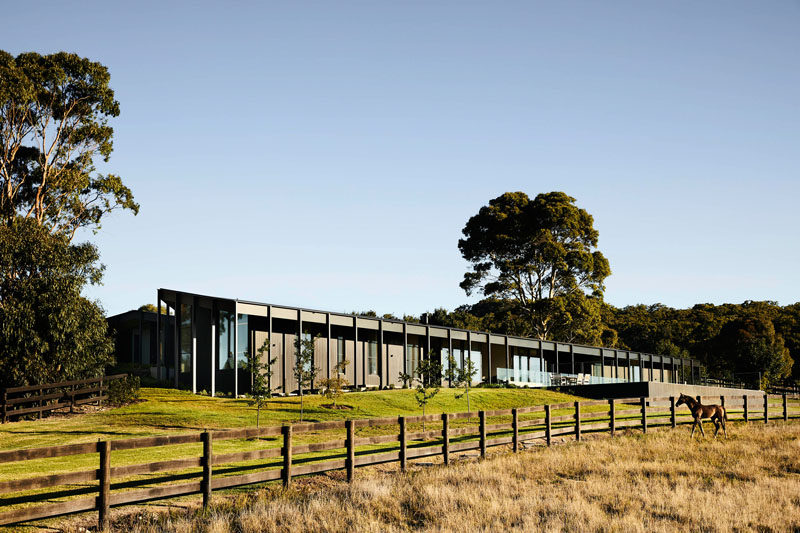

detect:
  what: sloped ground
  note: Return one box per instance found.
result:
[108,422,800,533]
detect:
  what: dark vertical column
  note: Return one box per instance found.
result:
[298,311,303,390]
[467,331,473,381]
[505,335,510,378]
[346,419,355,481]
[379,319,384,388]
[512,408,519,452]
[282,425,292,487]
[690,360,696,385]
[574,401,581,441]
[447,330,453,386]
[442,413,449,465]
[402,323,408,377]
[202,432,212,507]
[425,325,431,360]
[764,393,769,424]
[326,313,331,382]
[570,344,575,374]
[601,350,605,380]
[539,343,544,372]
[479,410,486,458]
[554,344,559,374]
[174,293,180,387]
[156,290,162,380]
[98,440,111,531]
[641,397,647,433]
[614,349,619,380]
[609,399,616,436]
[660,356,665,383]
[138,309,143,366]
[354,318,360,388]
[399,416,407,472]
[191,295,197,394]
[545,405,552,446]
[670,397,676,428]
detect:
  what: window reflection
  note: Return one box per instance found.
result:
[180,303,192,374]
[218,310,234,370]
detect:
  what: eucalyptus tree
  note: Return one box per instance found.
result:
[459,191,610,340]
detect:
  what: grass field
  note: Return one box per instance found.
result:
[104,421,800,533]
[0,386,583,493]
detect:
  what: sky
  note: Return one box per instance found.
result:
[3,1,799,317]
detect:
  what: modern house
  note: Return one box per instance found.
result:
[127,288,703,397]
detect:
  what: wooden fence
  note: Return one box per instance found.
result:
[0,392,798,529]
[1,374,128,423]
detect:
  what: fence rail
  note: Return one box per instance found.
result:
[0,392,798,528]
[1,374,128,423]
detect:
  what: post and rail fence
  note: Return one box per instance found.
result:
[1,374,128,424]
[0,392,797,528]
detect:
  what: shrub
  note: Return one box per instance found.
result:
[107,375,141,406]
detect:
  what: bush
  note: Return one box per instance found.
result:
[107,375,141,406]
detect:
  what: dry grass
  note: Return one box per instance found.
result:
[93,422,800,533]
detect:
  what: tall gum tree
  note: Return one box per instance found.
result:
[458,191,610,340]
[0,51,138,238]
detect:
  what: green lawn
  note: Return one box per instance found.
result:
[0,387,587,483]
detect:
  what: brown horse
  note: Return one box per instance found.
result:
[676,393,728,438]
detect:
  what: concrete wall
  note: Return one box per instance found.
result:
[563,381,764,404]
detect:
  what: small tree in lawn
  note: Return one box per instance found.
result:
[294,334,320,422]
[398,371,412,389]
[445,352,477,412]
[246,338,277,428]
[414,355,443,431]
[319,359,350,409]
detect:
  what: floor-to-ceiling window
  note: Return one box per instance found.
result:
[367,339,378,375]
[337,336,345,366]
[218,310,234,370]
[180,302,192,375]
[406,343,420,377]
[237,314,249,369]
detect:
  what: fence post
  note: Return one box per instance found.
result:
[346,419,355,481]
[399,416,407,472]
[442,413,450,466]
[744,395,749,422]
[609,399,615,437]
[282,425,292,487]
[764,394,769,424]
[2,390,7,424]
[545,404,552,446]
[640,397,647,434]
[479,410,486,458]
[784,394,788,421]
[99,377,104,408]
[98,440,111,531]
[512,408,519,452]
[574,401,581,441]
[670,397,676,428]
[202,431,212,508]
[39,386,43,419]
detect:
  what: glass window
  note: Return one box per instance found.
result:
[337,337,345,365]
[469,349,482,384]
[180,302,192,374]
[236,314,249,368]
[406,343,420,377]
[367,340,378,375]
[218,310,234,370]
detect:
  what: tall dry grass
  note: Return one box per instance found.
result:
[104,423,800,532]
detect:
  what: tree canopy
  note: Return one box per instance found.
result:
[458,191,610,340]
[0,50,138,239]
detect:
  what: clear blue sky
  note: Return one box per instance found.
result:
[4,1,799,316]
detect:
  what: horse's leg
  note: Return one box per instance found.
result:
[691,418,698,437]
[698,419,706,437]
[721,415,728,439]
[713,417,720,438]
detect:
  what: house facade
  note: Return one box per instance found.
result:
[150,288,701,396]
